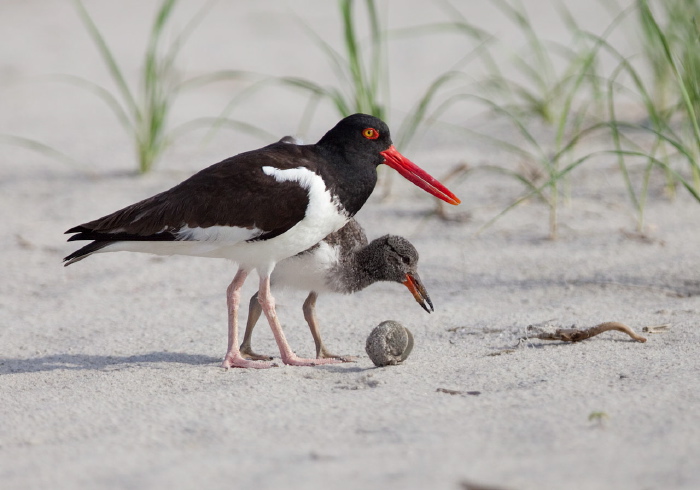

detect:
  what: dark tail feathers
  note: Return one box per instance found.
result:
[63,241,114,266]
[63,227,176,266]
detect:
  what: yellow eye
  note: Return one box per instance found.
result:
[362,127,379,140]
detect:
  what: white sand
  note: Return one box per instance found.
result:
[1,1,699,489]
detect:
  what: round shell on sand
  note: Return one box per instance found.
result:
[365,320,414,367]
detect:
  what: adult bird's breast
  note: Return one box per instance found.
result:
[255,164,348,235]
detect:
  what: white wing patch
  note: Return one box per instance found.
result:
[262,166,316,195]
[176,225,258,243]
[262,165,345,219]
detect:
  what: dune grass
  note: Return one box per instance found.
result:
[639,0,700,184]
[69,0,266,174]
[417,0,612,238]
[590,0,700,231]
[410,0,700,236]
[635,0,700,197]
[281,0,474,150]
[278,0,387,123]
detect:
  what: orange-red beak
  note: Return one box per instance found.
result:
[402,272,434,313]
[380,145,461,205]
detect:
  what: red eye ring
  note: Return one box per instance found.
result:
[362,127,379,140]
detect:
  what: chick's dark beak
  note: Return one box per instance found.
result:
[402,272,434,313]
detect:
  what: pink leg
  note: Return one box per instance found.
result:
[221,268,274,369]
[258,275,341,366]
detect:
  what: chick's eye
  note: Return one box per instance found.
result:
[362,127,379,140]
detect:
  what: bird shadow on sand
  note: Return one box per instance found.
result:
[317,364,370,374]
[0,351,220,375]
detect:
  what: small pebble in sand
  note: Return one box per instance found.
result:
[365,320,414,367]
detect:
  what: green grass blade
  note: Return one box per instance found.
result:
[366,0,384,108]
[0,134,81,168]
[429,114,536,162]
[278,76,352,116]
[477,164,549,201]
[178,70,255,91]
[73,0,139,118]
[341,0,364,112]
[201,77,290,142]
[52,74,134,134]
[607,66,641,213]
[492,0,554,82]
[389,21,491,42]
[604,149,700,202]
[395,71,464,149]
[468,94,544,155]
[297,13,352,90]
[475,151,603,235]
[428,91,544,157]
[638,0,700,177]
[169,117,276,143]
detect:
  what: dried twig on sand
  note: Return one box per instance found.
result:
[436,388,481,396]
[643,324,671,333]
[527,322,647,343]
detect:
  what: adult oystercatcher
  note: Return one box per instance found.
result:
[239,218,432,362]
[63,113,459,369]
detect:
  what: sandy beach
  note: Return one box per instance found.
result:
[2,1,699,489]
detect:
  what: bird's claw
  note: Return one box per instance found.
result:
[221,353,275,369]
[320,353,358,363]
[281,354,343,366]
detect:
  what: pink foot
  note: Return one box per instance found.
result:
[281,354,344,367]
[221,353,277,369]
[318,348,358,363]
[321,354,358,363]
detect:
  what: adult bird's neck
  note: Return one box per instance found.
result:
[314,146,379,218]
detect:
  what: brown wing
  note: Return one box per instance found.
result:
[66,142,320,241]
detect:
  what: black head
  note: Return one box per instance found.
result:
[367,235,419,280]
[365,235,434,313]
[316,113,461,209]
[316,113,393,167]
